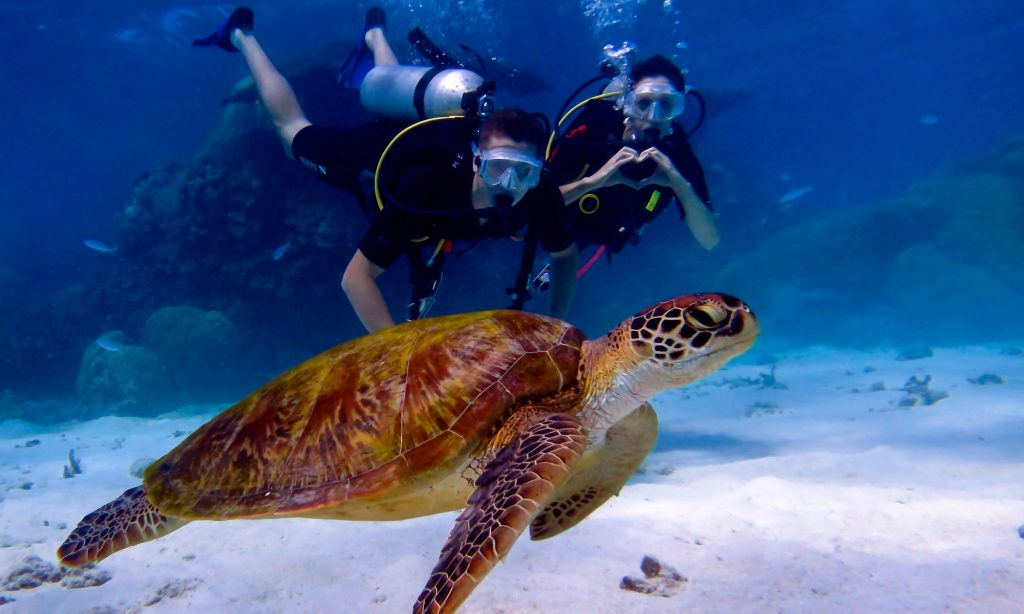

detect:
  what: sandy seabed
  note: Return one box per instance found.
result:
[2,346,1022,613]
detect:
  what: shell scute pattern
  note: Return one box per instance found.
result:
[145,311,584,520]
[145,359,338,517]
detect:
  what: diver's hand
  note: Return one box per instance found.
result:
[559,147,642,203]
[636,147,683,189]
[592,146,642,189]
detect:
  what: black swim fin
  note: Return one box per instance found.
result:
[338,7,387,89]
[407,26,461,68]
[364,6,386,31]
[192,7,254,52]
[337,45,374,89]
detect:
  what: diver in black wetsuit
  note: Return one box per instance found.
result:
[549,55,719,259]
[194,7,577,332]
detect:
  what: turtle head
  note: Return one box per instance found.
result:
[618,292,759,391]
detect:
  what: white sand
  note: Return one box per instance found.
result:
[2,346,1022,613]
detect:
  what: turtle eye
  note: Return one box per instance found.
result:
[684,303,727,331]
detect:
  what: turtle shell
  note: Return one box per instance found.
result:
[144,310,585,520]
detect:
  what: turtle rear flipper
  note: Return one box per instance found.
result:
[414,413,587,614]
[531,402,658,540]
[58,485,188,567]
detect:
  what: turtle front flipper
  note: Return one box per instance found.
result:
[413,413,587,614]
[531,402,658,540]
[58,485,188,567]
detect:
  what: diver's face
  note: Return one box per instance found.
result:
[625,76,683,132]
[474,136,543,206]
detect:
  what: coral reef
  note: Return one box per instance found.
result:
[897,375,949,407]
[62,449,83,478]
[60,566,112,589]
[715,138,1024,346]
[0,46,379,414]
[1,554,112,592]
[74,330,179,415]
[896,347,934,361]
[142,305,244,399]
[142,577,202,606]
[968,373,1004,385]
[2,555,64,590]
[620,555,688,597]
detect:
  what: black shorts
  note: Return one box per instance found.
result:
[290,122,403,193]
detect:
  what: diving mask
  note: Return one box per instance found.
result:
[474,146,543,192]
[623,83,685,122]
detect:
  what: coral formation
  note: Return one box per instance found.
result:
[142,578,202,606]
[898,375,949,407]
[2,555,64,590]
[142,305,243,399]
[715,138,1024,346]
[60,566,113,589]
[896,347,934,361]
[620,555,688,596]
[968,373,1004,385]
[0,554,113,592]
[74,331,179,414]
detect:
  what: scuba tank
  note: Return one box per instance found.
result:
[360,65,494,121]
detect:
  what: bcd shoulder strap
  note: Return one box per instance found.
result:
[506,225,539,310]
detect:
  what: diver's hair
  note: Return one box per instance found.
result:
[630,55,686,91]
[477,108,546,157]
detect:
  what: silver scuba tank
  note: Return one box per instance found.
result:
[360,65,485,120]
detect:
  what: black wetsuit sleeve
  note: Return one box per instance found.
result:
[358,210,405,269]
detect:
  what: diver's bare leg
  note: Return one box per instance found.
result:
[231,30,311,155]
[366,27,398,66]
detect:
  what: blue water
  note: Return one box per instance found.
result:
[1,4,1024,612]
[1,0,1022,408]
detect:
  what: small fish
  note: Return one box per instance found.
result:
[920,114,940,125]
[113,28,148,45]
[83,239,118,253]
[95,336,124,352]
[272,241,291,261]
[778,186,812,203]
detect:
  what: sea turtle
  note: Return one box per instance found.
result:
[59,292,758,613]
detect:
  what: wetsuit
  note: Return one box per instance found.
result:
[290,118,573,314]
[548,99,711,253]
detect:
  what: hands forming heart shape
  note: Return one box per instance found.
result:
[619,156,659,183]
[598,146,678,190]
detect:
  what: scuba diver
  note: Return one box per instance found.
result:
[194,7,577,332]
[546,52,718,281]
